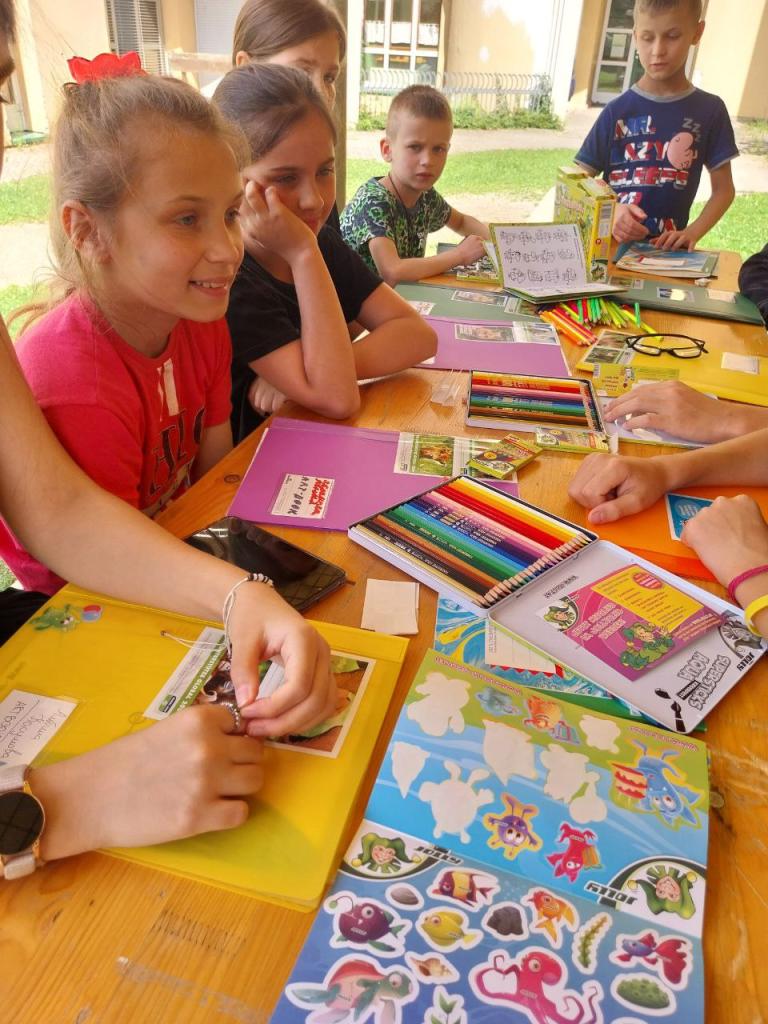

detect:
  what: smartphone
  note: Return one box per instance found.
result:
[184,516,346,612]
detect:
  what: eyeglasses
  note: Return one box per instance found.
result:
[624,334,708,359]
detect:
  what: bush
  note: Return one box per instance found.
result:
[356,104,561,132]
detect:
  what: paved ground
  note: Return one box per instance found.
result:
[2,106,766,289]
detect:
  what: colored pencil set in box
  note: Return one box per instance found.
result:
[464,433,541,479]
[466,370,606,435]
[348,475,595,611]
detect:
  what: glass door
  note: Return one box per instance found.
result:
[591,0,641,104]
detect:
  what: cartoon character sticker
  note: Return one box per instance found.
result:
[285,955,417,1023]
[546,823,602,883]
[523,889,578,948]
[610,929,692,989]
[430,869,499,909]
[346,832,423,877]
[324,892,411,956]
[612,743,702,829]
[628,863,699,921]
[470,950,603,1024]
[416,907,482,953]
[483,794,543,861]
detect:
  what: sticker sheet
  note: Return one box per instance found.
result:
[272,649,707,1022]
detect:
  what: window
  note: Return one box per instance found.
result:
[362,0,442,72]
[105,0,166,75]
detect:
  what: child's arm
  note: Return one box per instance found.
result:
[603,380,768,443]
[350,283,437,377]
[0,317,336,727]
[240,183,360,419]
[738,243,768,324]
[653,163,735,251]
[194,421,233,479]
[568,427,768,524]
[368,234,487,287]
[446,208,490,241]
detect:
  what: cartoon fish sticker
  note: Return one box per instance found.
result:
[417,908,481,951]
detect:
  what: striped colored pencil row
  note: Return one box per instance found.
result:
[468,372,603,431]
[354,476,593,608]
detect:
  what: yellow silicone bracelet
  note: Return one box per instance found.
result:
[743,594,768,637]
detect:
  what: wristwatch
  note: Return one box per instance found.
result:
[0,764,45,879]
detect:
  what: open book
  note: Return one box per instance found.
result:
[272,650,707,1022]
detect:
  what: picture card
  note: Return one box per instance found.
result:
[665,493,713,541]
[0,689,77,766]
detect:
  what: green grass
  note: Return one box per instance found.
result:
[0,173,50,224]
[0,284,40,338]
[693,192,768,261]
[346,148,573,202]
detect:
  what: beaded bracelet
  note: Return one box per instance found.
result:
[744,594,768,637]
[726,564,768,604]
[223,572,275,657]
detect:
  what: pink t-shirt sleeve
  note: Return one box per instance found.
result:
[201,319,233,428]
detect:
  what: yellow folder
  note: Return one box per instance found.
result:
[0,585,408,909]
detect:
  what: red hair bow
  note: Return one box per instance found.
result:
[67,51,146,83]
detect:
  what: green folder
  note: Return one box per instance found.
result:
[609,275,765,326]
[395,281,539,322]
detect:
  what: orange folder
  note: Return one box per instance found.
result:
[592,485,768,581]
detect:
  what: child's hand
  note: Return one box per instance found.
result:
[681,495,768,589]
[651,227,700,251]
[568,453,672,524]
[226,579,337,737]
[34,704,266,859]
[240,180,317,264]
[454,234,487,265]
[605,381,724,443]
[248,377,286,416]
[612,204,650,243]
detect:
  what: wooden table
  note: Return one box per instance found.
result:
[3,253,767,1023]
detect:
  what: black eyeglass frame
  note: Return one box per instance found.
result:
[624,333,709,359]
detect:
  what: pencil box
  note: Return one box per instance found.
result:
[348,476,765,732]
[466,370,607,435]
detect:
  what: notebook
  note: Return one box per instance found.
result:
[395,281,537,321]
[227,418,519,532]
[348,478,765,732]
[614,242,719,279]
[610,275,764,325]
[489,222,626,302]
[0,585,408,908]
[420,315,571,374]
[466,371,607,436]
[271,649,708,1022]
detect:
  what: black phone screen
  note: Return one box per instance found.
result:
[184,517,346,611]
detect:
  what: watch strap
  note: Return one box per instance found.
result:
[0,762,26,792]
[3,850,36,880]
[0,762,44,878]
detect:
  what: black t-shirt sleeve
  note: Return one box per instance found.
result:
[226,256,301,367]
[320,227,383,321]
[324,202,342,234]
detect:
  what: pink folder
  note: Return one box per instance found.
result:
[228,418,519,531]
[421,316,571,375]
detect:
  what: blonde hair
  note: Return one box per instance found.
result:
[232,0,346,65]
[213,63,336,163]
[15,74,245,331]
[634,0,703,21]
[387,85,452,138]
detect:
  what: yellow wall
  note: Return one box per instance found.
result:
[572,0,606,107]
[25,0,111,129]
[161,0,197,54]
[695,0,767,119]
[444,0,537,76]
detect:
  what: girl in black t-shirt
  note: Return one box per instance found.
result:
[213,64,436,442]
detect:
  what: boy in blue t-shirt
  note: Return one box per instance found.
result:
[576,0,737,252]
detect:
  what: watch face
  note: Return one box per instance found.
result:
[0,791,44,855]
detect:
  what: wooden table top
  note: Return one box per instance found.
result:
[3,251,767,1023]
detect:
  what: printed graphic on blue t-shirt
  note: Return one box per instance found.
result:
[576,86,738,236]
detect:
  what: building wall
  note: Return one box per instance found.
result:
[571,0,606,107]
[161,0,197,54]
[16,0,111,132]
[694,0,767,119]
